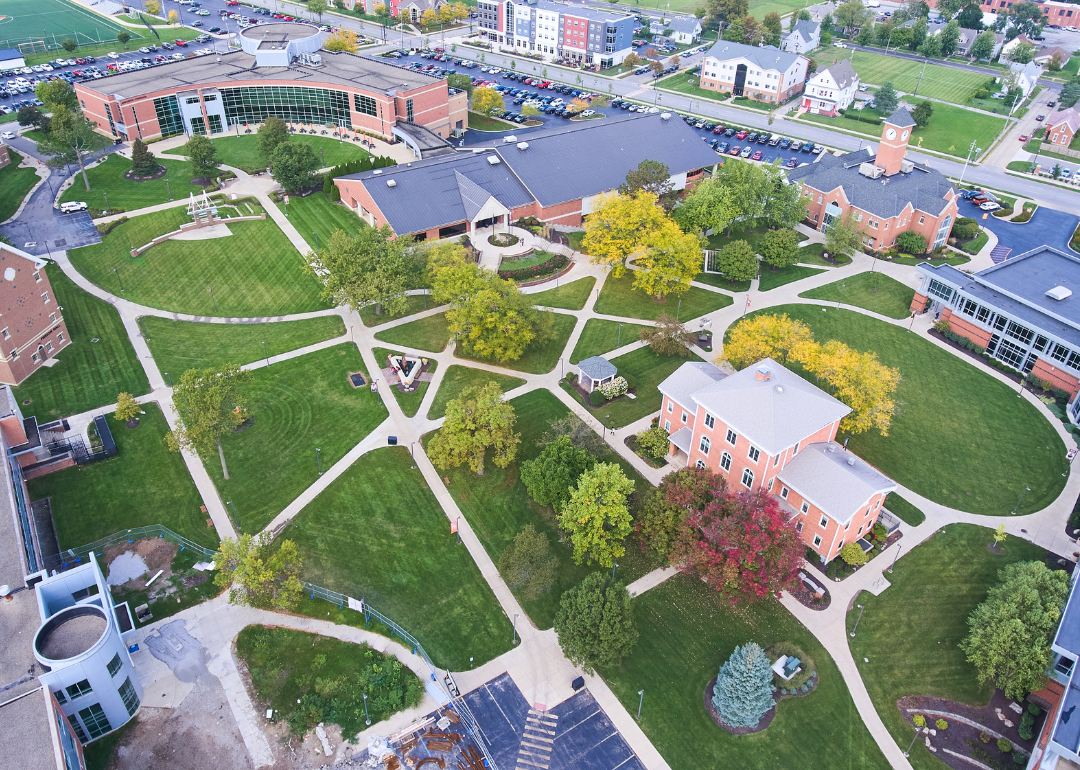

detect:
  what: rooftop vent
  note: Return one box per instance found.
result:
[775,385,784,394]
[1047,286,1073,301]
[859,162,884,179]
[755,365,772,382]
[516,142,529,150]
[373,169,383,175]
[472,148,483,154]
[900,159,914,174]
[502,135,518,143]
[487,155,502,165]
[660,112,672,120]
[386,179,396,187]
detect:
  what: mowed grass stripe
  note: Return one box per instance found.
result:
[846,50,987,104]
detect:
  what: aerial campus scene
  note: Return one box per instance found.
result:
[5,0,1080,769]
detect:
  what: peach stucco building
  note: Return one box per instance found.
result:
[658,358,896,563]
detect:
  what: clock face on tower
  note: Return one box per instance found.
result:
[885,128,897,140]
[901,130,909,140]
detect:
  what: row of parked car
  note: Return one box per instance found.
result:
[959,188,1005,211]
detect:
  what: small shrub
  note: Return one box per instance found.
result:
[588,389,605,407]
[933,319,952,334]
[839,541,869,567]
[598,376,628,400]
[1012,751,1026,765]
[1017,723,1033,740]
[1021,712,1035,728]
[1012,209,1033,223]
[635,424,671,462]
[980,731,992,744]
[1028,703,1041,716]
[872,523,888,542]
[96,215,129,236]
[781,688,788,695]
[936,718,948,730]
[913,714,926,728]
[997,739,1013,754]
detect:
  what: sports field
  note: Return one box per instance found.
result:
[0,0,142,55]
[608,0,805,18]
[842,50,987,105]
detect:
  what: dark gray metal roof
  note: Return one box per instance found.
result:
[886,108,917,129]
[789,19,820,39]
[343,151,534,235]
[475,113,719,207]
[1055,577,1080,656]
[393,121,456,157]
[787,147,955,220]
[455,171,496,222]
[918,247,1080,349]
[578,356,617,381]
[703,40,803,72]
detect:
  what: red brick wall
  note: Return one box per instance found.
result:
[335,178,389,229]
[801,184,958,252]
[0,249,73,386]
[511,198,583,226]
[24,456,76,480]
[1032,359,1080,398]
[910,291,928,313]
[942,311,994,348]
[1048,122,1076,147]
[0,144,10,169]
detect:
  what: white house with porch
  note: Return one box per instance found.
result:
[577,356,617,393]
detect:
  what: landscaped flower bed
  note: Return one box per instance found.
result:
[497,253,570,282]
[488,232,520,247]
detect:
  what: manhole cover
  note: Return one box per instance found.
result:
[91,338,100,343]
[54,239,66,247]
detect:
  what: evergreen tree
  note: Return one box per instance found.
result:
[875,82,900,113]
[130,138,159,177]
[712,643,775,728]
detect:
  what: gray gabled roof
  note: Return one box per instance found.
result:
[657,361,728,414]
[454,171,496,222]
[667,17,701,34]
[789,19,820,39]
[813,59,857,90]
[786,147,955,220]
[703,40,803,73]
[886,108,916,129]
[691,358,850,457]
[777,442,896,523]
[578,356,617,381]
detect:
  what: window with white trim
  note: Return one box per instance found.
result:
[781,486,789,499]
[696,459,706,469]
[796,521,804,532]
[667,401,673,413]
[741,468,754,488]
[801,501,810,514]
[725,429,737,445]
[699,436,710,455]
[812,534,822,547]
[819,515,827,527]
[720,451,732,470]
[681,412,688,424]
[41,292,50,304]
[747,446,760,462]
[704,413,715,429]
[664,420,670,431]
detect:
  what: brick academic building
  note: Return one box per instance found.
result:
[0,245,71,386]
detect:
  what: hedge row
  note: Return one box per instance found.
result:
[498,253,570,282]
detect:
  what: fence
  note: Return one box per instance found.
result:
[43,524,216,574]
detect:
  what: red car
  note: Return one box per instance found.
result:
[1019,134,1029,142]
[712,125,725,134]
[735,130,748,140]
[1035,114,1045,121]
[728,145,741,156]
[751,150,763,161]
[175,39,188,46]
[786,157,798,168]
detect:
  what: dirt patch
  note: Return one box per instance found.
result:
[125,418,140,429]
[190,176,219,187]
[105,538,179,590]
[703,676,776,735]
[988,542,1005,555]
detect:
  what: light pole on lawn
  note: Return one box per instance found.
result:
[316,447,322,475]
[612,561,618,580]
[850,604,865,637]
[637,690,644,720]
[617,322,623,347]
[606,414,612,437]
[363,693,371,726]
[512,613,518,644]
[1012,486,1031,515]
[113,267,124,292]
[888,543,901,574]
[262,341,269,367]
[313,230,319,250]
[164,371,172,387]
[166,177,172,200]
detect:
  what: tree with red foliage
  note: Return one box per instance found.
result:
[635,466,728,562]
[671,490,803,603]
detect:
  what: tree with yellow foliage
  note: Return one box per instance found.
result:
[470,86,505,117]
[323,28,359,53]
[719,313,816,371]
[421,8,439,28]
[802,339,901,435]
[581,192,668,276]
[569,97,590,114]
[632,221,702,300]
[143,0,161,15]
[167,9,179,23]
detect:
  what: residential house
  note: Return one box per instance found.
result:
[1001,33,1037,61]
[956,27,1004,59]
[666,17,702,45]
[782,19,821,54]
[396,0,448,24]
[698,40,809,103]
[1008,60,1042,98]
[657,358,896,563]
[787,108,960,252]
[802,59,859,115]
[912,246,1080,421]
[806,0,839,24]
[1046,108,1080,149]
[1035,45,1072,69]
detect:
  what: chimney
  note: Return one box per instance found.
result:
[755,365,772,381]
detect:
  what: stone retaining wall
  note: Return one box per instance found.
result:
[129,214,265,257]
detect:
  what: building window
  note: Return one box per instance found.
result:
[699,436,711,455]
[71,719,88,744]
[667,401,673,413]
[748,446,760,462]
[819,514,828,527]
[78,704,112,740]
[42,292,50,304]
[796,521,804,532]
[813,534,822,547]
[54,689,67,705]
[207,114,223,134]
[725,429,737,445]
[773,454,780,467]
[354,94,377,116]
[720,451,732,470]
[118,677,140,717]
[741,468,754,488]
[793,441,800,455]
[781,486,789,499]
[107,653,123,677]
[858,524,863,534]
[49,314,56,323]
[681,412,688,424]
[927,279,953,302]
[1,329,8,340]
[58,333,64,344]
[664,420,670,431]
[802,501,810,514]
[704,412,715,429]
[10,350,17,360]
[66,680,93,701]
[45,342,53,353]
[153,95,185,138]
[219,85,353,131]
[696,459,706,469]
[406,99,414,122]
[33,271,41,282]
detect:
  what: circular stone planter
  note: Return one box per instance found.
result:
[488,233,520,247]
[703,676,776,735]
[124,164,168,182]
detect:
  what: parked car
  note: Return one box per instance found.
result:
[786,157,799,168]
[735,130,748,140]
[751,150,763,161]
[60,201,87,213]
[1036,114,1046,121]
[0,131,14,140]
[728,145,741,155]
[740,145,752,158]
[979,201,1001,211]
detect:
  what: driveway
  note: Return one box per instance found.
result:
[0,169,101,257]
[957,198,1079,257]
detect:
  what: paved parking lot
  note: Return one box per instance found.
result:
[957,198,1079,256]
[463,673,647,770]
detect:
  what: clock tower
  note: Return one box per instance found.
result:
[876,108,916,176]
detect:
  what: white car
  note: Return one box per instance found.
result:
[979,201,1001,211]
[0,131,15,140]
[172,53,185,60]
[107,51,120,59]
[833,41,847,47]
[59,201,88,213]
[139,47,151,53]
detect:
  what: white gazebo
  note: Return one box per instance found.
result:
[577,356,617,393]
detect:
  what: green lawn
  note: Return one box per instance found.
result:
[0,149,38,222]
[596,273,733,321]
[372,347,438,418]
[275,191,368,253]
[67,208,328,317]
[427,365,526,420]
[359,295,433,327]
[28,403,213,549]
[281,446,512,670]
[373,312,451,352]
[884,492,925,526]
[59,155,213,213]
[796,242,852,266]
[709,227,848,268]
[174,134,369,173]
[802,103,1006,159]
[570,319,651,364]
[959,231,990,255]
[13,265,149,421]
[654,72,731,103]
[468,111,517,131]
[498,250,556,272]
[695,273,752,292]
[758,265,826,292]
[798,272,916,319]
[843,50,989,105]
[846,525,1050,770]
[601,574,891,770]
[139,315,345,376]
[206,344,387,533]
[457,311,576,374]
[428,389,657,629]
[564,346,700,428]
[739,306,1067,514]
[527,277,596,310]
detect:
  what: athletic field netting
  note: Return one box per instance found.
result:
[0,0,144,55]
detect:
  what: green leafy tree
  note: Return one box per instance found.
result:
[553,572,637,675]
[911,100,933,126]
[270,141,320,193]
[1009,0,1045,36]
[447,72,475,96]
[113,392,141,424]
[214,534,303,610]
[856,24,875,45]
[762,11,783,46]
[1061,82,1080,109]
[960,561,1070,700]
[61,38,78,53]
[256,116,290,161]
[633,221,703,300]
[712,643,775,728]
[634,424,671,461]
[38,106,99,191]
[470,86,504,117]
[117,30,131,48]
[759,228,801,269]
[834,0,868,33]
[1009,40,1037,64]
[635,466,727,561]
[875,82,900,113]
[896,230,928,254]
[427,382,520,476]
[909,16,928,50]
[918,33,942,58]
[618,159,674,209]
[639,313,695,357]
[185,134,219,176]
[940,20,961,57]
[840,541,869,566]
[520,435,595,513]
[558,463,635,568]
[825,211,864,261]
[498,525,558,601]
[539,414,607,458]
[970,29,998,60]
[165,364,253,479]
[713,161,773,230]
[673,177,737,236]
[304,224,415,316]
[717,240,758,283]
[17,105,43,128]
[130,138,160,178]
[308,0,328,21]
[957,3,985,30]
[35,79,78,112]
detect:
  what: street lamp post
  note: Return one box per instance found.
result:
[227,500,237,522]
[677,297,682,322]
[512,613,518,644]
[637,690,644,720]
[1012,486,1031,515]
[262,341,270,367]
[113,267,125,292]
[612,561,618,580]
[363,693,371,726]
[958,140,982,186]
[850,604,866,637]
[456,516,461,544]
[617,323,623,348]
[164,371,172,387]
[888,543,901,574]
[410,441,415,469]
[103,191,110,215]
[316,447,322,476]
[313,230,319,250]
[166,178,172,200]
[209,287,218,313]
[606,414,612,437]
[905,728,924,757]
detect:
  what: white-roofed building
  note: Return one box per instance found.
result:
[698,40,809,104]
[666,17,703,45]
[658,358,896,562]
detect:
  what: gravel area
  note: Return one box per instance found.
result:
[38,613,106,660]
